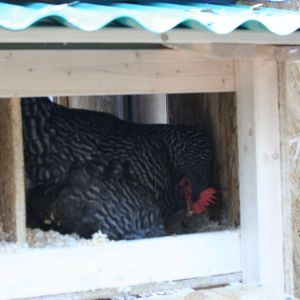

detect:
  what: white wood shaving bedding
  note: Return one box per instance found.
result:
[112,288,194,300]
[112,286,294,300]
[0,209,230,254]
[0,214,230,254]
[0,228,110,253]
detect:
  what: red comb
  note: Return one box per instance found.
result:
[191,187,217,214]
[179,177,216,215]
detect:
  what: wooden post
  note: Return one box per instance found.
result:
[278,61,299,297]
[235,58,285,291]
[0,98,26,242]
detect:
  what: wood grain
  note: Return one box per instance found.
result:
[0,28,300,46]
[235,58,284,291]
[0,50,234,97]
[168,93,239,226]
[0,98,26,242]
[278,61,300,297]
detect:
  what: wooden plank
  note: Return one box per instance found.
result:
[24,274,242,300]
[278,61,298,297]
[0,50,235,97]
[0,98,26,242]
[186,286,290,300]
[1,27,300,45]
[0,230,241,299]
[132,94,168,124]
[168,44,300,61]
[63,95,129,120]
[53,96,69,107]
[235,59,285,291]
[167,44,264,59]
[67,95,125,118]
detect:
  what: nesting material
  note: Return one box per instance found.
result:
[166,210,233,236]
[0,210,229,253]
[0,228,109,253]
[112,288,194,300]
[112,285,293,300]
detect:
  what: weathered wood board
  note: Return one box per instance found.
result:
[54,95,128,120]
[279,61,300,298]
[0,98,26,242]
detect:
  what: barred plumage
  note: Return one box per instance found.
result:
[22,98,213,240]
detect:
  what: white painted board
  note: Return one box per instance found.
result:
[0,230,241,299]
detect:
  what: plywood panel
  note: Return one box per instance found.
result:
[0,98,26,242]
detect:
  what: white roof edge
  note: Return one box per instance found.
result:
[0,27,300,45]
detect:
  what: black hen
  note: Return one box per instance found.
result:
[22,98,214,240]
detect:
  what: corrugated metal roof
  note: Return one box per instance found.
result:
[1,1,300,35]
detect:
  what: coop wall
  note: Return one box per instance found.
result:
[168,93,239,226]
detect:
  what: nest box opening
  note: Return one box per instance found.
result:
[0,94,242,299]
[19,93,239,242]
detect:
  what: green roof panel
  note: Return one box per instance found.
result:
[0,1,300,35]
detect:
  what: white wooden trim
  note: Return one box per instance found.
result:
[1,28,300,45]
[0,230,241,299]
[0,50,235,97]
[167,44,300,61]
[23,274,242,300]
[235,58,285,291]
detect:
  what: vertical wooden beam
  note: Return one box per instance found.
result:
[278,61,298,297]
[235,58,285,291]
[0,98,26,242]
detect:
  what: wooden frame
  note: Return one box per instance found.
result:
[0,50,234,97]
[235,58,285,291]
[0,231,241,299]
[0,99,26,243]
[0,32,295,298]
[0,28,300,45]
